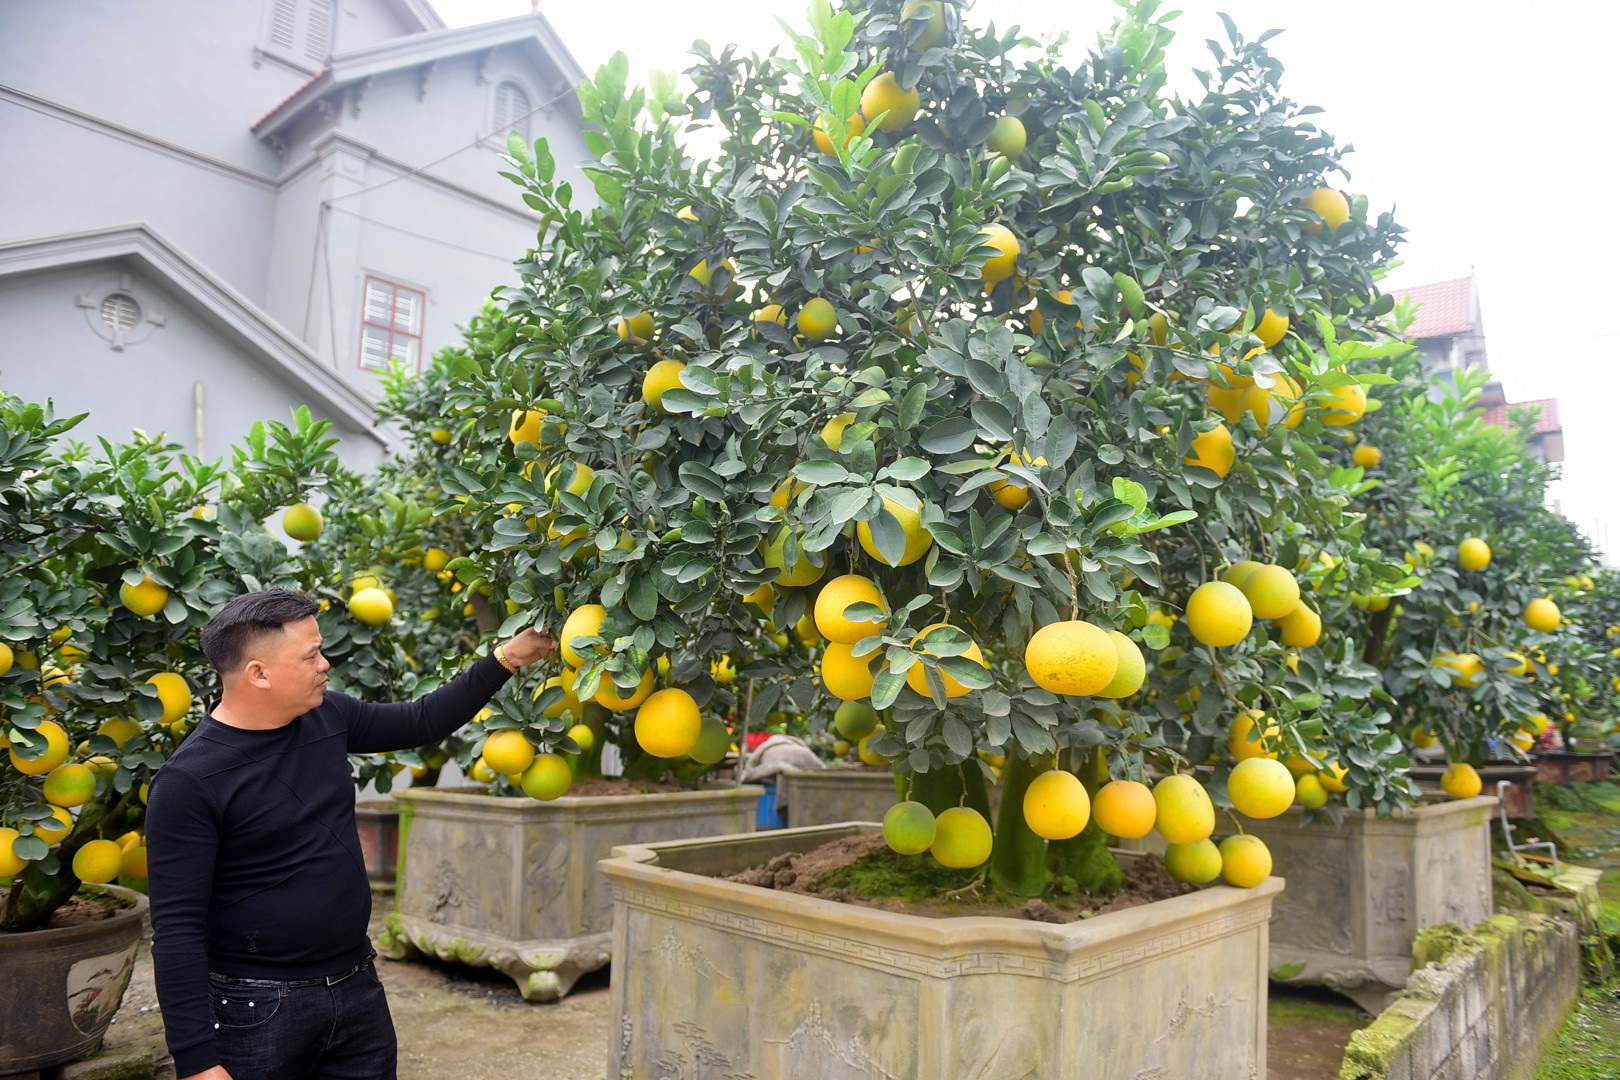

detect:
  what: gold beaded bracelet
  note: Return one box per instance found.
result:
[493,642,519,674]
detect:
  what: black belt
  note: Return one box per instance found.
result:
[209,953,374,988]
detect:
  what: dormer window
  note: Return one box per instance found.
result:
[492,80,533,142]
[260,0,334,73]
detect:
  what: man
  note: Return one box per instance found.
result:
[146,589,554,1080]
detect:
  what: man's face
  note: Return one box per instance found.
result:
[257,616,330,713]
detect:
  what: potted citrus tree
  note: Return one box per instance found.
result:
[417,0,1424,1067]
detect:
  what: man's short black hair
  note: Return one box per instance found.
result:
[201,589,320,677]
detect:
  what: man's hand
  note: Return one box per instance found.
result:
[501,626,557,668]
[181,1068,233,1080]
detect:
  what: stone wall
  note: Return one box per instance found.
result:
[1339,914,1581,1080]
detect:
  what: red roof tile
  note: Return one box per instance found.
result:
[1480,397,1561,436]
[253,67,332,131]
[1387,276,1475,339]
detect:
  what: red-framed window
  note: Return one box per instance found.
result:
[358,276,425,373]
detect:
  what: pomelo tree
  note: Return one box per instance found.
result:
[0,398,431,930]
[417,0,1423,898]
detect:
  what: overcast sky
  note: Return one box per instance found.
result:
[438,1,1620,560]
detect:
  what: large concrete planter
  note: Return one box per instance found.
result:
[379,784,761,1001]
[354,798,400,890]
[1534,749,1614,784]
[1410,762,1536,819]
[777,766,896,827]
[603,823,1283,1079]
[1242,795,1496,1012]
[0,885,147,1073]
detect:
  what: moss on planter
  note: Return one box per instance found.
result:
[812,846,980,899]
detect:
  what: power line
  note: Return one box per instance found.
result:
[324,204,517,262]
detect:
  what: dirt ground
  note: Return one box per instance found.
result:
[101,901,613,1080]
[1266,985,1368,1079]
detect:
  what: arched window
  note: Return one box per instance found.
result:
[492,80,532,141]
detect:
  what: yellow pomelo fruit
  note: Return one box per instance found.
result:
[1024,620,1118,697]
[560,604,607,667]
[1022,769,1090,840]
[72,839,124,884]
[1221,561,1263,589]
[566,724,595,754]
[1528,713,1550,735]
[615,311,656,344]
[348,587,393,626]
[1153,774,1215,845]
[905,624,987,699]
[689,716,732,765]
[743,582,776,614]
[0,828,26,877]
[84,756,116,779]
[859,71,921,132]
[1095,631,1146,699]
[1508,728,1535,753]
[988,450,1047,511]
[754,303,789,327]
[0,642,11,677]
[594,668,655,711]
[43,763,97,808]
[147,673,192,726]
[987,115,1026,157]
[974,223,1020,285]
[1352,444,1382,468]
[856,495,933,567]
[901,0,947,48]
[1242,565,1300,621]
[534,675,582,720]
[429,428,452,445]
[820,412,856,450]
[1524,598,1560,634]
[929,806,992,868]
[1432,651,1485,689]
[833,700,879,741]
[814,575,889,644]
[1319,382,1367,426]
[709,655,736,685]
[883,801,937,855]
[9,720,70,776]
[1185,581,1253,647]
[635,689,702,758]
[469,757,497,784]
[1092,780,1156,839]
[1028,289,1073,338]
[1277,602,1321,648]
[1295,773,1329,810]
[120,844,148,879]
[509,408,545,445]
[120,574,170,617]
[1456,537,1491,571]
[795,614,822,646]
[1254,308,1289,348]
[1227,757,1295,819]
[762,528,826,587]
[1441,762,1482,799]
[1227,710,1279,761]
[1410,728,1437,749]
[797,298,838,340]
[482,730,536,776]
[1318,761,1349,794]
[34,806,74,846]
[687,258,738,296]
[1183,423,1235,478]
[642,359,687,413]
[520,754,573,801]
[423,548,450,572]
[857,731,889,766]
[812,111,866,155]
[1219,835,1272,888]
[1302,186,1350,235]
[282,502,325,542]
[1164,839,1222,884]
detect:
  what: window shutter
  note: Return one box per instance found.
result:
[364,281,395,324]
[304,0,331,62]
[269,0,298,51]
[494,81,531,138]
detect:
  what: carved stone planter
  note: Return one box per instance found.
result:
[1242,795,1496,1012]
[603,824,1282,1079]
[777,767,896,827]
[354,798,400,890]
[1410,762,1536,819]
[379,784,761,1001]
[0,885,147,1073]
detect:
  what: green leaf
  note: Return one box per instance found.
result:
[678,462,728,502]
[919,416,978,453]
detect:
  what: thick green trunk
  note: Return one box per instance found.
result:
[1045,748,1124,897]
[1,789,134,932]
[988,754,1051,897]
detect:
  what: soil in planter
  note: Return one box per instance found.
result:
[725,833,1194,923]
[566,778,697,797]
[0,886,135,929]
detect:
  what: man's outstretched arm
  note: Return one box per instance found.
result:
[343,628,556,754]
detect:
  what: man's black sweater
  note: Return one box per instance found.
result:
[145,655,511,1077]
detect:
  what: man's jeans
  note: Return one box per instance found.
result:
[206,958,396,1079]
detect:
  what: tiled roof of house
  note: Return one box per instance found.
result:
[253,67,332,130]
[1387,276,1475,339]
[1481,397,1561,436]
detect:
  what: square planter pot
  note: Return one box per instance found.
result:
[354,798,400,890]
[1409,763,1536,819]
[776,767,897,827]
[378,784,762,1001]
[1240,795,1496,1013]
[1534,750,1614,785]
[602,823,1283,1080]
